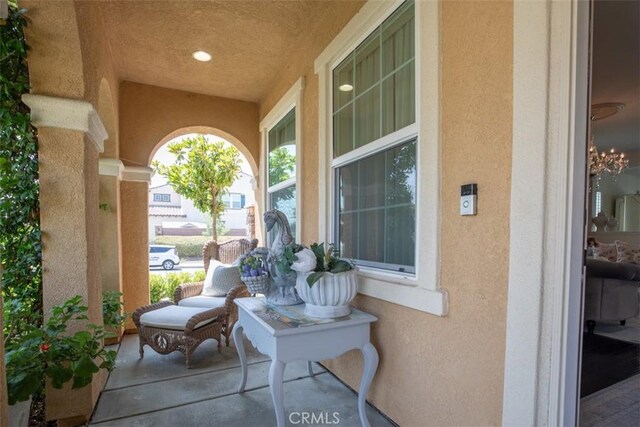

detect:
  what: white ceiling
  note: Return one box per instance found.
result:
[591,0,640,154]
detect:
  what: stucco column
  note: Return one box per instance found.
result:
[22,94,107,425]
[120,166,152,331]
[99,159,124,342]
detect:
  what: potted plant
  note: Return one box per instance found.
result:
[238,253,270,294]
[291,243,357,318]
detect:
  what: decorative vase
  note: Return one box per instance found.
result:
[295,267,358,318]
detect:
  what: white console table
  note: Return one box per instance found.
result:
[232,297,379,427]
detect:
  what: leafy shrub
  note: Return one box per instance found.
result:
[102,291,128,329]
[149,271,206,303]
[1,2,43,342]
[154,235,209,258]
[5,296,117,405]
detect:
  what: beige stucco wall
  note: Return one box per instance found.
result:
[120,181,151,331]
[119,81,260,168]
[259,1,513,425]
[37,128,105,422]
[21,1,118,422]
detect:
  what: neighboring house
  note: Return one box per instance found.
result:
[148,172,255,241]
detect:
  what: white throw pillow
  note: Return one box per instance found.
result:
[202,260,223,296]
[202,261,242,297]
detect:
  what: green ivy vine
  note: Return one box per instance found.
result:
[0,2,43,341]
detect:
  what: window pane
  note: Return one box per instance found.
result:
[336,139,416,272]
[332,1,414,158]
[268,109,296,186]
[382,61,415,136]
[354,83,380,148]
[338,212,357,260]
[333,54,354,111]
[269,185,296,238]
[355,30,380,96]
[385,206,415,267]
[333,104,353,157]
[382,0,415,77]
[386,137,417,205]
[338,161,359,212]
[359,149,385,209]
[358,208,385,263]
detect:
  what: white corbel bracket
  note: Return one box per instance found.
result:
[22,94,107,153]
[99,158,124,178]
[121,166,153,184]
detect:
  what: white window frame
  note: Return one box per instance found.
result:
[315,0,446,315]
[259,77,304,243]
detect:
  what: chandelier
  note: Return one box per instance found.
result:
[589,103,629,189]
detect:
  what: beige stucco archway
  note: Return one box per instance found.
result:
[151,126,259,178]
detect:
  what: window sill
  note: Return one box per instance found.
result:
[357,269,448,316]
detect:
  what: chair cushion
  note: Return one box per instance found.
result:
[139,306,216,331]
[202,261,242,297]
[177,295,227,309]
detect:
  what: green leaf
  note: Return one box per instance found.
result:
[74,354,99,377]
[306,272,325,288]
[330,260,352,274]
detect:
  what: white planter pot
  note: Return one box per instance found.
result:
[295,267,358,318]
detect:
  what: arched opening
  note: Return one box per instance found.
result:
[150,126,258,178]
[146,129,262,302]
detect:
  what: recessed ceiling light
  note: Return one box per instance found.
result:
[339,84,353,92]
[192,50,212,62]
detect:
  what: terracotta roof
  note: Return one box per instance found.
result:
[149,206,185,217]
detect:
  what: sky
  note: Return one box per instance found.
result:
[150,133,253,188]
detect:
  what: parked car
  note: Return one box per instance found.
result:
[149,245,180,270]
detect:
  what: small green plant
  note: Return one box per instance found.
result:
[289,243,354,287]
[102,291,128,329]
[4,295,117,405]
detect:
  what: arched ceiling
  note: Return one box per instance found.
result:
[96,0,365,103]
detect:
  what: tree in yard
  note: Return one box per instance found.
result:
[153,135,241,242]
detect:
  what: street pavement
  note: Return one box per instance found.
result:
[149,259,204,276]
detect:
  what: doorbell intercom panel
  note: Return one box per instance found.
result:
[460,183,477,216]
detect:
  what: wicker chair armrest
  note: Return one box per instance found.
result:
[174,281,205,303]
[224,284,250,312]
[184,307,226,334]
[132,300,173,327]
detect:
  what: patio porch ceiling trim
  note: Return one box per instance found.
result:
[99,158,125,178]
[21,94,107,153]
[121,166,153,184]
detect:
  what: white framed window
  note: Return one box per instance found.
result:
[260,78,304,243]
[315,0,446,315]
[222,193,246,210]
[332,0,417,274]
[153,193,170,202]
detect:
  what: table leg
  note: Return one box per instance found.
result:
[269,359,286,427]
[232,323,247,393]
[307,361,315,377]
[358,342,379,427]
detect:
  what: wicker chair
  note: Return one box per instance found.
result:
[174,238,258,346]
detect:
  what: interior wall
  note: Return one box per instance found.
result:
[258,1,514,425]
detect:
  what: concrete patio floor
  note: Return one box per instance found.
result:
[89,334,394,426]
